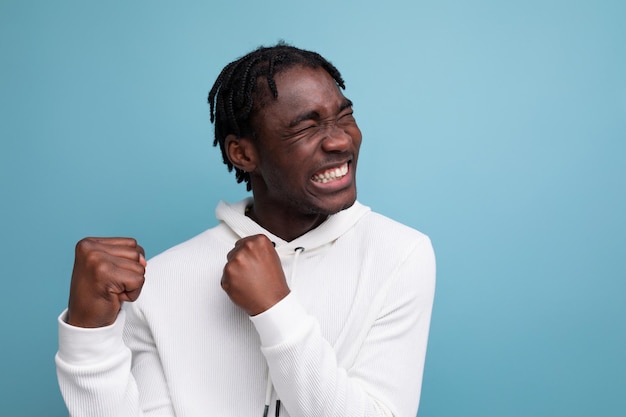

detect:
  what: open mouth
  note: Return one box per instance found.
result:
[311,162,349,184]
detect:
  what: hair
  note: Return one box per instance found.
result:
[207,42,346,191]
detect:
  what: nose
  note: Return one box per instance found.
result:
[321,124,352,152]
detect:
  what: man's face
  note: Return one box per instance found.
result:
[250,65,362,217]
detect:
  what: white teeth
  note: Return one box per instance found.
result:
[312,163,349,183]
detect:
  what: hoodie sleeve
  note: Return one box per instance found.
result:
[55,307,175,417]
[250,236,436,417]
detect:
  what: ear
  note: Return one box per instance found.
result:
[225,134,258,172]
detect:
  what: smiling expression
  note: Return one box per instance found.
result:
[248,65,362,220]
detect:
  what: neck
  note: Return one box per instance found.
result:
[245,200,328,242]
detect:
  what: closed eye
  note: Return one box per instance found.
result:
[337,110,356,126]
[294,124,317,134]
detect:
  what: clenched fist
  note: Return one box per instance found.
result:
[221,234,290,316]
[67,237,147,328]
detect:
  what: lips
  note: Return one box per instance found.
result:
[311,162,349,183]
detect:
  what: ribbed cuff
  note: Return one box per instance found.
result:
[249,293,309,347]
[57,309,127,365]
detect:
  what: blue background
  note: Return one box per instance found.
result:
[1,1,624,416]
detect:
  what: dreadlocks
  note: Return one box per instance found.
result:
[207,42,346,191]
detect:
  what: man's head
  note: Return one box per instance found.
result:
[208,43,361,234]
[208,42,346,191]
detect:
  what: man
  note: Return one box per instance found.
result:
[56,43,436,417]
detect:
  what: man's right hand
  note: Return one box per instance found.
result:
[67,237,147,328]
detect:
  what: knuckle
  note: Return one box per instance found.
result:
[83,249,103,265]
[241,238,257,250]
[136,274,146,289]
[93,259,113,276]
[75,237,94,254]
[128,276,145,294]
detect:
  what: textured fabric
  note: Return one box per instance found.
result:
[56,198,436,417]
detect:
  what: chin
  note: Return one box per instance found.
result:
[312,192,357,216]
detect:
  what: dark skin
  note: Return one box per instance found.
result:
[67,65,362,325]
[230,65,361,241]
[67,237,146,327]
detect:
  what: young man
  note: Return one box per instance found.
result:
[56,43,436,417]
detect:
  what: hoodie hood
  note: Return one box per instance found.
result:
[215,197,371,256]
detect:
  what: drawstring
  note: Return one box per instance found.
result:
[262,246,305,417]
[263,374,272,417]
[290,247,304,282]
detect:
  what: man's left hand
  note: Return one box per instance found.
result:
[221,234,290,316]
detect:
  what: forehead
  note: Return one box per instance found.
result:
[253,65,346,122]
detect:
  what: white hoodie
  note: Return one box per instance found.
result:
[56,198,436,417]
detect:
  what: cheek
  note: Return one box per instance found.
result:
[350,126,363,148]
[263,159,303,191]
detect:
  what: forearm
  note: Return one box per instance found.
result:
[56,309,144,417]
[256,301,394,417]
[252,296,431,417]
[251,239,436,417]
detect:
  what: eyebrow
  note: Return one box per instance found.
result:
[288,99,353,128]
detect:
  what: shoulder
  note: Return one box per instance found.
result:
[338,209,435,278]
[355,210,432,249]
[342,209,436,301]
